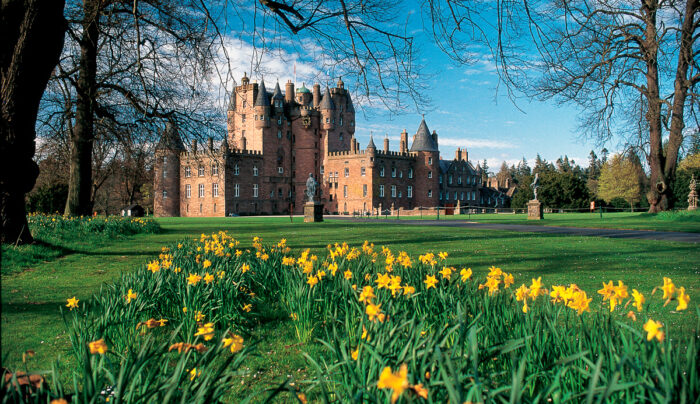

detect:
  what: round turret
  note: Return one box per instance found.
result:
[154,122,184,217]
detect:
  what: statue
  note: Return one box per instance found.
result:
[688,174,698,211]
[305,173,317,203]
[530,173,540,201]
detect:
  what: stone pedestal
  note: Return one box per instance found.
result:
[527,199,543,220]
[304,202,323,222]
[455,200,462,215]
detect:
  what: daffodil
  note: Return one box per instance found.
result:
[307,275,318,288]
[377,364,408,403]
[194,322,215,341]
[528,277,543,298]
[147,260,160,273]
[187,273,202,285]
[597,281,615,300]
[366,302,385,322]
[222,334,244,353]
[203,273,214,284]
[189,368,201,381]
[66,296,79,310]
[460,268,472,282]
[661,277,675,300]
[89,339,108,355]
[643,319,664,342]
[344,270,352,280]
[676,287,690,311]
[125,289,137,303]
[242,303,252,312]
[424,275,438,289]
[241,263,250,273]
[359,286,375,303]
[631,289,645,312]
[439,266,453,280]
[503,273,514,288]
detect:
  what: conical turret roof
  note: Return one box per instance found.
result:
[157,122,185,151]
[346,93,355,113]
[319,87,335,110]
[254,80,270,106]
[410,118,439,152]
[272,82,284,100]
[366,133,376,150]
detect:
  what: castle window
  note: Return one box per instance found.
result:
[277,116,282,125]
[199,184,205,198]
[399,191,402,198]
[454,191,458,200]
[461,192,465,200]
[391,185,396,198]
[330,194,333,201]
[186,204,189,212]
[361,167,365,176]
[363,184,367,197]
[325,118,330,123]
[439,175,443,184]
[277,130,282,139]
[428,190,433,197]
[212,164,218,176]
[185,166,191,177]
[339,133,343,141]
[234,184,240,197]
[399,171,403,178]
[287,131,291,139]
[408,168,413,178]
[472,191,476,201]
[234,164,239,175]
[444,191,448,201]
[379,166,385,177]
[343,185,348,198]
[198,166,205,176]
[344,168,349,177]
[162,190,167,199]
[278,188,283,198]
[243,100,247,108]
[242,114,246,123]
[320,166,324,176]
[391,167,396,178]
[428,157,433,165]
[339,116,343,126]
[255,115,258,121]
[448,175,453,185]
[162,156,167,178]
[379,185,385,197]
[407,186,413,198]
[458,176,462,185]
[278,167,283,174]
[270,191,274,199]
[253,165,258,176]
[185,184,191,198]
[253,184,259,198]
[428,171,433,179]
[213,183,219,197]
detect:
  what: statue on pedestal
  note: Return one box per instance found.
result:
[305,173,317,203]
[531,173,540,201]
[689,174,698,211]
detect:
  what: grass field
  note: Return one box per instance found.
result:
[365,210,700,232]
[2,215,699,399]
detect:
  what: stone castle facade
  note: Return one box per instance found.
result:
[153,75,510,217]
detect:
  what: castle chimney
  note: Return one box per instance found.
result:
[383,135,389,152]
[455,147,461,161]
[463,149,468,162]
[399,129,408,153]
[285,80,294,104]
[191,139,197,153]
[208,137,214,152]
[432,130,438,146]
[312,84,321,107]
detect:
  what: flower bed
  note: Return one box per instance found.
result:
[4,232,697,403]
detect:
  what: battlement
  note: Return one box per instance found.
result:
[375,150,415,159]
[327,149,366,158]
[179,148,264,159]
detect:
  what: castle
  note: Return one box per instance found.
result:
[153,75,511,217]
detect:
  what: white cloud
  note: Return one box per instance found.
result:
[439,137,517,149]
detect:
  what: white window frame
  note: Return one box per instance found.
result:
[379,166,385,177]
[234,164,239,175]
[212,164,218,176]
[344,168,349,177]
[253,165,258,176]
[379,185,385,197]
[407,186,413,198]
[278,167,284,174]
[185,184,191,198]
[408,168,413,178]
[343,185,348,198]
[162,190,167,198]
[363,184,367,197]
[213,183,219,197]
[391,185,396,198]
[428,171,433,179]
[361,167,366,176]
[198,184,205,198]
[198,166,205,177]
[235,184,240,197]
[184,166,191,178]
[253,184,259,198]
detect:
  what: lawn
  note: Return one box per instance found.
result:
[2,216,699,400]
[366,210,700,233]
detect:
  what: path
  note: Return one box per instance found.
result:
[332,217,700,243]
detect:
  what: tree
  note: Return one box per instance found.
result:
[496,161,512,187]
[481,159,490,181]
[1,0,66,244]
[507,0,698,211]
[597,154,646,211]
[672,153,700,207]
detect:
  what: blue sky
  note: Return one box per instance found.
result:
[216,5,609,172]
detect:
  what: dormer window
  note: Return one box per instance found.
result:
[198,166,205,176]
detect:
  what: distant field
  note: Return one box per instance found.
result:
[364,210,700,233]
[2,216,699,376]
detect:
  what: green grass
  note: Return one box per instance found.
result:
[371,210,700,232]
[2,216,699,397]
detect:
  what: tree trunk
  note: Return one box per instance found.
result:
[0,0,66,244]
[65,0,100,216]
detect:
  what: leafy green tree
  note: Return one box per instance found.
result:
[597,154,645,211]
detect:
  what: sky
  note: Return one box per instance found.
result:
[214,4,611,173]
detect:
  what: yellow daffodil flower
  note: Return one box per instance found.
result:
[676,287,690,311]
[187,273,202,285]
[125,289,137,303]
[631,289,645,312]
[222,334,244,353]
[424,275,438,289]
[460,268,472,282]
[194,323,215,341]
[66,296,79,310]
[643,319,664,342]
[377,364,408,403]
[89,339,107,355]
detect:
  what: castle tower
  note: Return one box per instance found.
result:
[366,133,377,154]
[400,129,408,153]
[320,87,335,130]
[410,118,440,208]
[272,82,284,113]
[312,83,321,107]
[285,80,295,104]
[254,80,270,128]
[383,135,389,152]
[154,122,184,217]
